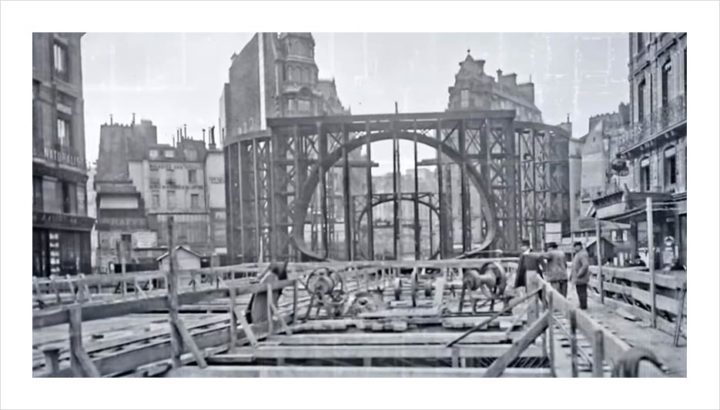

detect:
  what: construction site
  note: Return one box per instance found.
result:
[31,108,687,378]
[28,31,689,379]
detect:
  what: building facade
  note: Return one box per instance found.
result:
[95,119,226,271]
[446,53,571,247]
[591,33,687,267]
[447,53,542,122]
[33,33,94,277]
[94,118,160,272]
[579,104,632,218]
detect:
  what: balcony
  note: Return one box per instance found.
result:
[619,94,686,153]
[33,143,86,170]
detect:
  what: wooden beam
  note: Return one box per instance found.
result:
[266,332,515,345]
[447,288,541,347]
[68,306,99,377]
[33,279,295,329]
[588,279,678,314]
[166,365,553,378]
[483,311,550,377]
[539,276,666,377]
[592,329,604,377]
[47,315,292,377]
[589,267,684,290]
[237,310,258,347]
[228,287,238,352]
[175,317,208,368]
[209,344,543,361]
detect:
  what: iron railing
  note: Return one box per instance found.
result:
[619,94,686,152]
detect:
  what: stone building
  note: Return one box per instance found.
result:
[95,118,226,271]
[591,33,687,267]
[219,32,348,142]
[579,104,632,217]
[32,33,94,277]
[447,53,542,122]
[446,53,571,248]
[94,118,160,272]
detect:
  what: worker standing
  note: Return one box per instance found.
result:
[514,239,542,321]
[542,242,568,297]
[571,241,591,310]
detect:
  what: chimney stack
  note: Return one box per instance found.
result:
[209,126,216,149]
[202,128,206,144]
[132,112,136,125]
[497,69,503,79]
[183,124,187,140]
[110,114,113,125]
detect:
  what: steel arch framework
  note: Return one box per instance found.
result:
[224,110,570,262]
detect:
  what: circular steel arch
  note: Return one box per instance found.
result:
[354,195,441,260]
[292,130,498,261]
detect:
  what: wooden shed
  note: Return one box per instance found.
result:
[156,246,201,272]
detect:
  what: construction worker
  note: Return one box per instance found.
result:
[571,241,591,310]
[542,242,568,297]
[515,239,543,322]
[245,261,289,324]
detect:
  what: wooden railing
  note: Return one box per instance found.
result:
[588,266,686,343]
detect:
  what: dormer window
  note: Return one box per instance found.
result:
[149,149,159,159]
[165,150,175,158]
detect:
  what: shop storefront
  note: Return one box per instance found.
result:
[33,212,93,277]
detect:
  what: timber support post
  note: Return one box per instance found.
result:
[592,329,605,377]
[646,197,657,328]
[167,217,183,369]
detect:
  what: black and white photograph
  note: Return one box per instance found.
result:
[2,2,719,410]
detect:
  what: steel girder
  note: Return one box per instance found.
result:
[516,123,571,250]
[224,111,570,262]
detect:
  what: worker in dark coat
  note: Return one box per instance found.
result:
[514,240,543,289]
[571,242,591,310]
[541,242,568,297]
[245,261,289,324]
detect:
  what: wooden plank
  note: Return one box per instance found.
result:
[237,310,258,347]
[166,365,552,378]
[266,332,515,345]
[588,279,678,314]
[228,287,238,351]
[209,344,543,361]
[592,329,604,377]
[174,318,208,368]
[447,288,541,347]
[47,315,292,377]
[589,267,683,290]
[569,309,578,377]
[539,277,666,377]
[483,311,550,377]
[589,294,683,339]
[68,307,100,377]
[433,277,446,308]
[358,307,439,319]
[33,279,295,329]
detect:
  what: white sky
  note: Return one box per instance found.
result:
[81,33,629,174]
